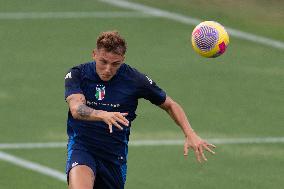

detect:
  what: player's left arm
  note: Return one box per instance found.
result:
[159,96,216,163]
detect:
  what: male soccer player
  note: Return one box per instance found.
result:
[65,31,216,189]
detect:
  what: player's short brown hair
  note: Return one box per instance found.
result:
[96,31,127,56]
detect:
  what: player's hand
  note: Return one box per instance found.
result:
[184,133,216,163]
[97,111,129,133]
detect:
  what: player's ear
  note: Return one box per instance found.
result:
[92,49,96,60]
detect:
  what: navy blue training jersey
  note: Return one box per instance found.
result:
[65,61,166,165]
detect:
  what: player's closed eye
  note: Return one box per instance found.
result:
[101,60,107,65]
[112,63,121,67]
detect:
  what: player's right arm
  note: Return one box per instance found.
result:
[66,94,129,133]
[65,66,128,133]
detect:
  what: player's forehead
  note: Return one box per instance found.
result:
[96,48,124,62]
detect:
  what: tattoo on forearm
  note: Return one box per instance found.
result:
[76,104,103,119]
[77,104,94,118]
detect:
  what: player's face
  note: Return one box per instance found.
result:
[93,48,125,81]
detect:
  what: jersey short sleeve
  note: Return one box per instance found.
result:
[64,66,83,99]
[138,73,166,106]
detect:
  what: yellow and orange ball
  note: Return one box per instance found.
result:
[191,21,229,58]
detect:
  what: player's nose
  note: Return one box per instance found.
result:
[105,64,112,73]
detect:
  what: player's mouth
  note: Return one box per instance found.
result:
[101,74,112,80]
[103,74,111,78]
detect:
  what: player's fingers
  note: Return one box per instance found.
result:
[193,146,201,163]
[183,143,189,156]
[116,118,128,127]
[121,112,128,117]
[110,119,124,130]
[195,149,201,163]
[208,143,216,148]
[203,144,216,155]
[199,146,207,162]
[114,114,129,126]
[119,113,129,125]
[107,123,113,133]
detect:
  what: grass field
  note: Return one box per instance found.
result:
[0,0,283,188]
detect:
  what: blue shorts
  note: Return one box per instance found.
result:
[66,148,127,189]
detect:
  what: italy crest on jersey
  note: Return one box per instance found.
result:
[95,84,105,100]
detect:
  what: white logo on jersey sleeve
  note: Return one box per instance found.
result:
[72,162,78,167]
[146,75,153,84]
[65,72,72,79]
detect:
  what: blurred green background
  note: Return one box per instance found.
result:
[0,0,283,188]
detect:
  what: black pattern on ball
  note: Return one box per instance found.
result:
[193,25,219,51]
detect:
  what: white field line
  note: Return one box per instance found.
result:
[0,142,66,150]
[0,151,66,182]
[0,11,153,20]
[0,137,284,150]
[99,0,284,50]
[0,137,283,184]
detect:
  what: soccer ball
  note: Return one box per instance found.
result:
[191,21,229,58]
